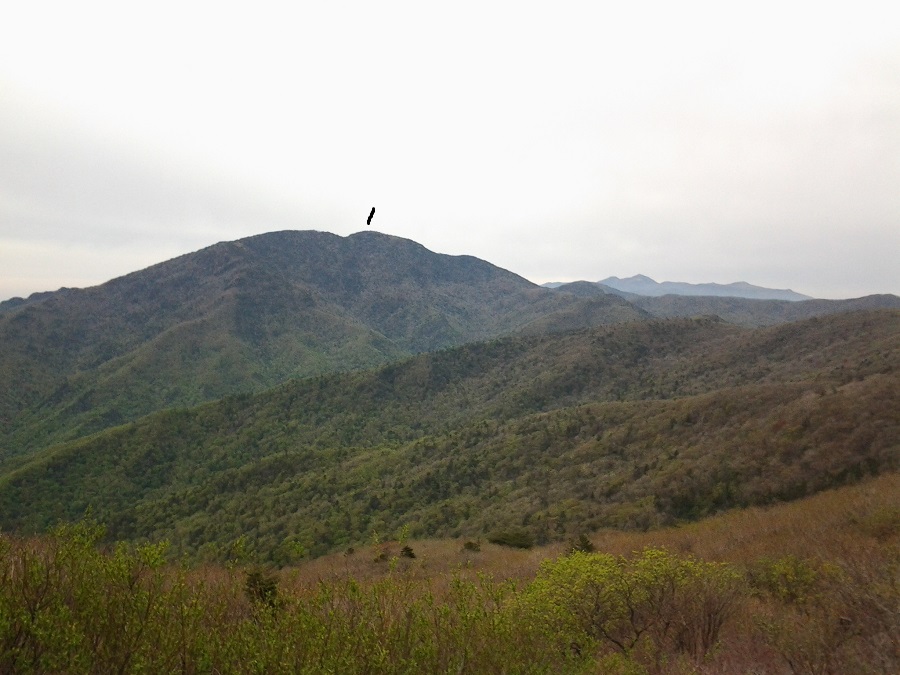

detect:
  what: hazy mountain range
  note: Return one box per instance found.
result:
[0,230,897,560]
[544,274,813,301]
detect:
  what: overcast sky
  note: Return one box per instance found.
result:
[2,1,898,301]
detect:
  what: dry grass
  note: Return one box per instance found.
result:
[273,476,897,673]
[2,476,896,673]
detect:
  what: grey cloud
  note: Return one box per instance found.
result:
[0,93,307,250]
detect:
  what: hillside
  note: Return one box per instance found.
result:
[0,230,645,463]
[2,310,896,560]
[631,292,900,326]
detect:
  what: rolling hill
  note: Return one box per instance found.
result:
[1,230,897,674]
[1,309,896,560]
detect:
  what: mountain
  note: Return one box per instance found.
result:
[0,230,646,464]
[597,274,813,300]
[549,281,900,327]
[1,309,896,559]
[544,275,814,301]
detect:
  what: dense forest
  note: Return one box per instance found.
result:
[1,310,896,560]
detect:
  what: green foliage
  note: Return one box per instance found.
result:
[0,513,896,674]
[488,527,535,549]
[0,521,182,673]
[0,524,595,673]
[227,534,254,567]
[520,548,742,668]
[1,229,651,467]
[1,310,898,561]
[245,569,280,609]
[749,555,821,605]
[568,533,595,554]
[396,523,410,545]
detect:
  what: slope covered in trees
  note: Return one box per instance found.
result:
[0,230,644,464]
[1,310,896,560]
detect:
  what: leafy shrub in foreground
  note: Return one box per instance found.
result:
[751,552,900,674]
[0,524,590,673]
[0,521,181,673]
[519,547,742,669]
[1,514,895,674]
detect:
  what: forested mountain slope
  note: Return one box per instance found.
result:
[631,292,900,326]
[2,310,895,560]
[0,230,644,462]
[598,274,812,300]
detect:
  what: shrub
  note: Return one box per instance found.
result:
[488,527,534,549]
[748,555,820,605]
[568,533,595,554]
[520,548,742,668]
[750,553,899,674]
[245,568,279,608]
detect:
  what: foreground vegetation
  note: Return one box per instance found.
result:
[2,475,896,674]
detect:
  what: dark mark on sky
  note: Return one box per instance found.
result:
[367,207,375,226]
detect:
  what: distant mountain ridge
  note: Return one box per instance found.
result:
[544,274,812,301]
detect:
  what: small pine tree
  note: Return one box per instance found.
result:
[569,534,595,554]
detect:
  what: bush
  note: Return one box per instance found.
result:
[750,553,899,674]
[245,568,279,608]
[520,548,742,668]
[488,527,534,549]
[0,521,183,673]
[568,533,595,554]
[748,555,820,605]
